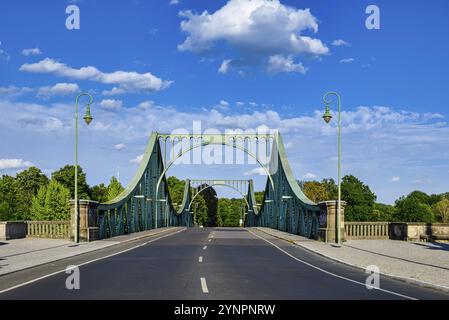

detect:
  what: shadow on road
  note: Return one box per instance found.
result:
[412,241,449,252]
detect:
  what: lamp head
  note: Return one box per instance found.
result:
[83,104,93,125]
[323,104,332,124]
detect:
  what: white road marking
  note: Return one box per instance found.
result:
[0,228,187,295]
[199,256,203,263]
[247,229,417,301]
[203,246,207,250]
[200,277,209,293]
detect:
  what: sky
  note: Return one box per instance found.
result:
[0,0,448,204]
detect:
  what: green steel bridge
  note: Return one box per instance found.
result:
[96,131,321,240]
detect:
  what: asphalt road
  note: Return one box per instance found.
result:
[1,227,448,300]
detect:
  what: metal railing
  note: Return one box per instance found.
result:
[345,222,389,239]
[26,221,71,239]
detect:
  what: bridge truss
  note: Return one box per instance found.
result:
[96,132,320,240]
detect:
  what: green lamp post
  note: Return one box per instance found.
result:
[323,91,342,245]
[74,93,94,243]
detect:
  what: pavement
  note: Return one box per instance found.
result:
[255,227,449,292]
[1,227,449,300]
[0,227,182,275]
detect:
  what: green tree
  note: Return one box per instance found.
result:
[52,165,91,199]
[433,198,449,223]
[15,167,49,220]
[167,176,186,204]
[301,181,329,203]
[394,191,434,223]
[0,175,22,221]
[192,194,208,226]
[321,178,338,200]
[372,203,396,221]
[341,175,377,221]
[107,177,124,201]
[30,179,71,221]
[91,183,109,203]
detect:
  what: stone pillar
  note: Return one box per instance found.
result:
[70,200,99,242]
[317,200,346,243]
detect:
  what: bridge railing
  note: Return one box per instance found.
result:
[26,221,71,239]
[345,222,389,240]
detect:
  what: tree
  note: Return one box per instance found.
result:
[433,199,449,223]
[372,203,396,221]
[14,167,49,220]
[30,179,71,221]
[107,177,124,201]
[91,183,109,203]
[321,178,338,200]
[167,176,186,204]
[301,181,329,203]
[341,175,377,221]
[0,175,15,220]
[395,193,434,223]
[52,165,91,199]
[192,194,208,226]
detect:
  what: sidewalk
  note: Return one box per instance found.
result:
[253,227,449,292]
[0,227,183,276]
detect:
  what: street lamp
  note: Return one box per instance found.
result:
[323,91,342,245]
[74,92,94,243]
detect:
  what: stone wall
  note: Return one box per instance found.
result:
[0,221,27,240]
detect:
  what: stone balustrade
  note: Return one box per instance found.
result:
[345,222,389,239]
[26,221,71,239]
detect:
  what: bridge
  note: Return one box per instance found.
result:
[1,131,448,300]
[82,131,330,242]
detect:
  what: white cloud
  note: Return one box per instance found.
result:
[244,167,267,176]
[99,99,123,111]
[114,143,126,150]
[249,102,258,107]
[169,0,180,5]
[20,58,172,94]
[332,39,350,47]
[0,159,34,170]
[340,58,355,63]
[236,102,245,107]
[303,173,317,180]
[0,48,10,62]
[218,59,232,74]
[130,154,144,164]
[267,55,307,74]
[178,0,328,73]
[138,101,155,109]
[37,83,79,97]
[21,48,42,56]
[391,176,400,182]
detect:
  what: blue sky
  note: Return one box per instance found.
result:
[0,0,448,204]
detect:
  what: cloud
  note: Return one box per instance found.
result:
[137,101,155,109]
[391,176,400,182]
[178,0,328,73]
[0,48,10,62]
[340,58,355,64]
[218,59,232,74]
[331,39,350,47]
[169,0,180,5]
[244,167,267,176]
[267,55,307,74]
[21,48,42,56]
[130,154,144,164]
[303,173,317,180]
[20,58,172,94]
[249,102,258,107]
[114,143,126,150]
[0,159,34,170]
[99,99,123,111]
[37,83,79,97]
[236,102,245,107]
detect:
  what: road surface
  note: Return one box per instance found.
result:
[1,228,448,300]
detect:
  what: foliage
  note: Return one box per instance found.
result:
[192,194,208,226]
[217,198,245,227]
[341,175,377,221]
[167,176,186,205]
[30,179,71,221]
[301,181,329,203]
[394,191,434,223]
[91,183,109,203]
[52,165,91,200]
[106,177,124,201]
[433,198,449,223]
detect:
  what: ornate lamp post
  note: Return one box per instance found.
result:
[322,91,342,245]
[74,93,94,243]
